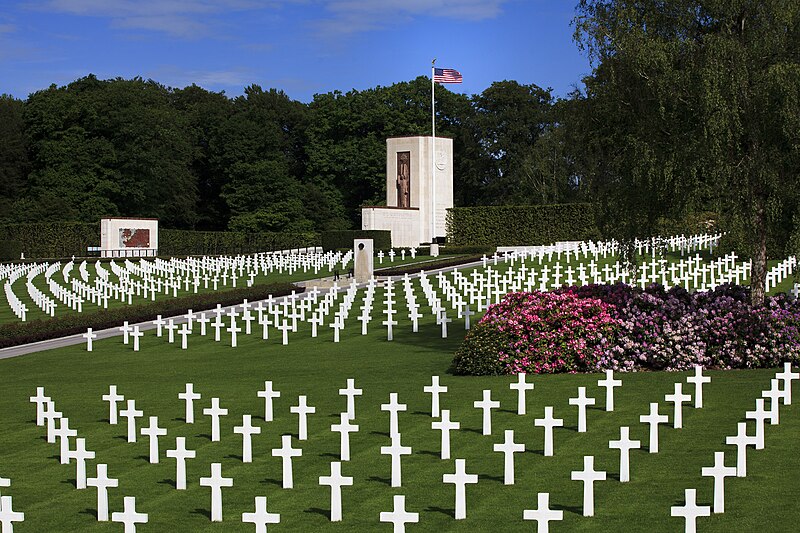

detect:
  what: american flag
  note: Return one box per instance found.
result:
[433,68,462,84]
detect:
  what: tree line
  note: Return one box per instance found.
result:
[0,76,579,232]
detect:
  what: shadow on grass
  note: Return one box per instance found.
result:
[226,454,244,461]
[425,506,455,518]
[158,479,176,488]
[370,430,390,438]
[61,478,77,488]
[192,508,211,520]
[411,411,430,417]
[478,473,504,483]
[553,503,583,516]
[197,433,212,441]
[260,478,282,487]
[99,418,110,423]
[304,507,331,520]
[136,455,150,463]
[499,408,517,415]
[173,417,185,423]
[418,450,440,457]
[526,447,545,456]
[368,476,391,485]
[319,452,340,460]
[80,508,98,519]
[462,427,483,435]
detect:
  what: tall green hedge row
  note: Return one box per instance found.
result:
[159,229,319,257]
[446,203,600,246]
[321,230,392,252]
[0,223,320,260]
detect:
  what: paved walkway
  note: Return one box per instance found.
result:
[0,258,486,360]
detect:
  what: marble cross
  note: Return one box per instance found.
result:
[569,387,596,433]
[701,451,737,513]
[443,459,479,520]
[203,397,228,442]
[424,376,448,418]
[745,398,770,450]
[54,417,77,464]
[257,381,281,422]
[102,385,124,425]
[381,393,407,438]
[379,494,419,532]
[523,492,563,533]
[473,389,501,435]
[608,426,640,482]
[166,436,196,490]
[86,463,118,521]
[242,496,281,532]
[331,413,359,461]
[111,496,147,532]
[140,416,167,464]
[670,488,710,533]
[234,414,262,463]
[665,383,691,429]
[431,409,460,460]
[83,328,97,351]
[380,433,412,488]
[199,463,234,522]
[319,461,353,522]
[179,383,201,424]
[639,402,669,453]
[271,435,302,489]
[510,373,534,415]
[290,395,316,441]
[686,366,711,408]
[570,455,607,517]
[775,362,799,405]
[725,422,758,477]
[493,429,525,485]
[339,379,363,420]
[29,387,49,427]
[597,369,622,411]
[534,406,564,457]
[66,437,95,489]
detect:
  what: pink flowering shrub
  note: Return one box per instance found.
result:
[452,291,621,375]
[452,283,800,375]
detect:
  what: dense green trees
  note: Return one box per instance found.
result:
[572,0,800,304]
[0,74,580,232]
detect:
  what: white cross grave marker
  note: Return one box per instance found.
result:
[141,416,167,464]
[83,328,97,351]
[290,395,316,441]
[111,496,148,533]
[66,437,95,489]
[381,393,407,438]
[510,373,534,415]
[443,459,479,520]
[474,389,501,435]
[424,376,448,418]
[319,461,353,522]
[725,422,758,477]
[569,387,596,433]
[55,417,77,464]
[103,385,124,425]
[331,413,359,461]
[29,387,49,427]
[639,402,669,453]
[570,455,607,517]
[776,362,799,405]
[200,463,234,522]
[493,429,525,485]
[686,366,711,408]
[608,426,640,482]
[379,494,419,533]
[534,406,564,457]
[0,495,24,531]
[120,400,144,443]
[431,409,460,460]
[380,433,412,488]
[745,398,770,450]
[523,492,563,533]
[87,463,118,521]
[670,488,710,533]
[234,415,262,464]
[271,435,302,489]
[665,383,691,429]
[597,369,622,411]
[701,451,737,513]
[166,437,196,490]
[242,496,281,532]
[203,397,228,442]
[179,383,201,424]
[257,381,281,422]
[339,379,363,420]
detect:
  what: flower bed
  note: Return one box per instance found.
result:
[451,284,800,375]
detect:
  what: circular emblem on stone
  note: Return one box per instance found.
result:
[435,149,447,170]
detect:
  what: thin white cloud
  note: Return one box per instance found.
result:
[147,65,255,90]
[0,23,16,33]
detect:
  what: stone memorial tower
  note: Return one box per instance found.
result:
[362,136,454,247]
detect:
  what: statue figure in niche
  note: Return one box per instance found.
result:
[397,152,410,208]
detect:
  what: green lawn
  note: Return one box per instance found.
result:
[0,301,797,531]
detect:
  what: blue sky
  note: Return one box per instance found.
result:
[0,0,592,102]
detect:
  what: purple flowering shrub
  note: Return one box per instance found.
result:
[452,283,800,375]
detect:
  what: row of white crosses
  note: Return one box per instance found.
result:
[671,362,798,532]
[0,473,24,531]
[26,386,150,531]
[375,247,417,264]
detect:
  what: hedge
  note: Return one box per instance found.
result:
[159,229,319,257]
[0,222,320,260]
[0,282,301,348]
[321,230,392,252]
[446,203,600,247]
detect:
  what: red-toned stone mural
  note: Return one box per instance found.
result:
[119,228,150,248]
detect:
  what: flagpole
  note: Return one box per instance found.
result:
[431,58,436,244]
